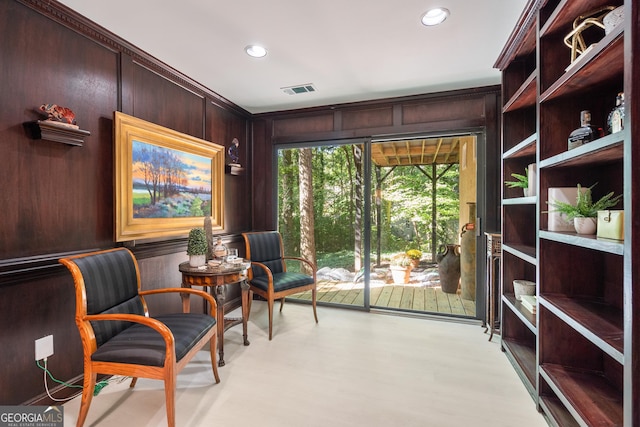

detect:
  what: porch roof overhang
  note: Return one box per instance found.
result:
[371,135,475,167]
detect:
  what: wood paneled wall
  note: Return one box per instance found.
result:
[0,0,251,405]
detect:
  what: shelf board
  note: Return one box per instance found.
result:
[24,120,90,146]
[503,294,537,333]
[540,364,623,427]
[539,395,580,427]
[503,195,536,205]
[539,295,624,363]
[502,338,537,390]
[502,243,537,265]
[503,133,537,159]
[503,71,537,113]
[539,230,624,255]
[540,26,623,103]
[540,0,620,37]
[539,133,623,169]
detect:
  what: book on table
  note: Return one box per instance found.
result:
[520,295,537,314]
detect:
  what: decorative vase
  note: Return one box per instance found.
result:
[410,259,420,269]
[437,244,461,294]
[574,217,597,235]
[390,266,412,284]
[189,254,206,267]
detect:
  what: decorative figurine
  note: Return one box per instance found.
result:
[228,137,240,166]
[39,104,78,127]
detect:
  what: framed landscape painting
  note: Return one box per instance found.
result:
[114,112,224,242]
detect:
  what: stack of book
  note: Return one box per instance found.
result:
[520,295,537,314]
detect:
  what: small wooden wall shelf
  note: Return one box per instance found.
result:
[25,120,90,146]
[225,165,245,176]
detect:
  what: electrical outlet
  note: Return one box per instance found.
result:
[35,335,54,361]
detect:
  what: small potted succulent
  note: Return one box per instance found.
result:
[505,167,530,196]
[187,228,208,267]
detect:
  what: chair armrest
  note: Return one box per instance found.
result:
[248,261,273,280]
[85,312,175,356]
[140,288,217,315]
[283,256,317,280]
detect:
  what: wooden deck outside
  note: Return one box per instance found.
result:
[291,267,476,317]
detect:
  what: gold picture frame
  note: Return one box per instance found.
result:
[114,112,224,242]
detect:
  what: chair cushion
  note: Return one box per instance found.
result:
[245,232,285,276]
[250,272,314,293]
[91,313,216,367]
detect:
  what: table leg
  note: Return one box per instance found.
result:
[240,280,251,346]
[181,283,191,313]
[215,285,226,367]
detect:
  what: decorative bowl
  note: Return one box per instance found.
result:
[513,279,536,301]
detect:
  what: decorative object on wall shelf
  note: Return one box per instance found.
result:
[603,6,624,35]
[505,165,533,197]
[564,6,615,63]
[114,111,225,242]
[39,103,77,126]
[226,137,245,175]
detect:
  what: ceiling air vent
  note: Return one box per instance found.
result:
[281,83,317,95]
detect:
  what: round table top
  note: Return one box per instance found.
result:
[179,260,250,276]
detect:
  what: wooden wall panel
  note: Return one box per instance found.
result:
[1,0,251,406]
[402,96,486,125]
[342,106,394,130]
[273,113,334,137]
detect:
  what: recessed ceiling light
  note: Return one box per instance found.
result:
[421,7,450,26]
[245,45,267,58]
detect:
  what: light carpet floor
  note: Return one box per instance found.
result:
[63,301,547,427]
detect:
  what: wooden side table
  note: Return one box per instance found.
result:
[484,232,501,341]
[179,261,251,366]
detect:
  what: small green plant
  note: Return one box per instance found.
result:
[547,183,622,220]
[187,228,208,255]
[505,168,529,189]
[391,253,412,267]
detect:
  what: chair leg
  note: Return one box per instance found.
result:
[312,288,318,323]
[164,373,176,427]
[129,377,138,388]
[279,297,285,312]
[267,298,274,340]
[76,370,96,427]
[210,333,220,383]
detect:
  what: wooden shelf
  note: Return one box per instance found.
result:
[539,133,623,168]
[502,338,537,390]
[539,395,580,427]
[503,294,537,332]
[540,0,622,37]
[503,133,537,159]
[540,364,623,426]
[502,243,536,265]
[502,195,536,205]
[24,120,90,146]
[503,71,537,113]
[539,230,624,255]
[540,26,623,103]
[540,295,624,362]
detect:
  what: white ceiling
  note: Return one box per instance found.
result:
[57,0,527,114]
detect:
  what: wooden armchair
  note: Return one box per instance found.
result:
[59,248,220,427]
[242,231,318,340]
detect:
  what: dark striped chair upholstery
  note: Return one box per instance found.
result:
[242,231,318,340]
[59,248,220,427]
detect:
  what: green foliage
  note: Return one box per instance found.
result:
[186,228,208,255]
[505,168,528,189]
[548,183,622,220]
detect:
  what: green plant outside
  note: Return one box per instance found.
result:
[548,183,622,220]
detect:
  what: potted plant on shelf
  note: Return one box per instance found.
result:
[505,167,530,196]
[187,228,208,267]
[547,183,622,234]
[406,249,422,269]
[390,253,413,284]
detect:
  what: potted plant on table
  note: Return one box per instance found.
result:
[547,183,622,234]
[187,227,208,267]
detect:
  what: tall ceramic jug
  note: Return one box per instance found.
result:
[437,244,461,294]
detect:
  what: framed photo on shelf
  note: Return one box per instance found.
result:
[114,112,224,242]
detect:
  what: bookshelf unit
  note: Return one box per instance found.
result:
[495,0,638,425]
